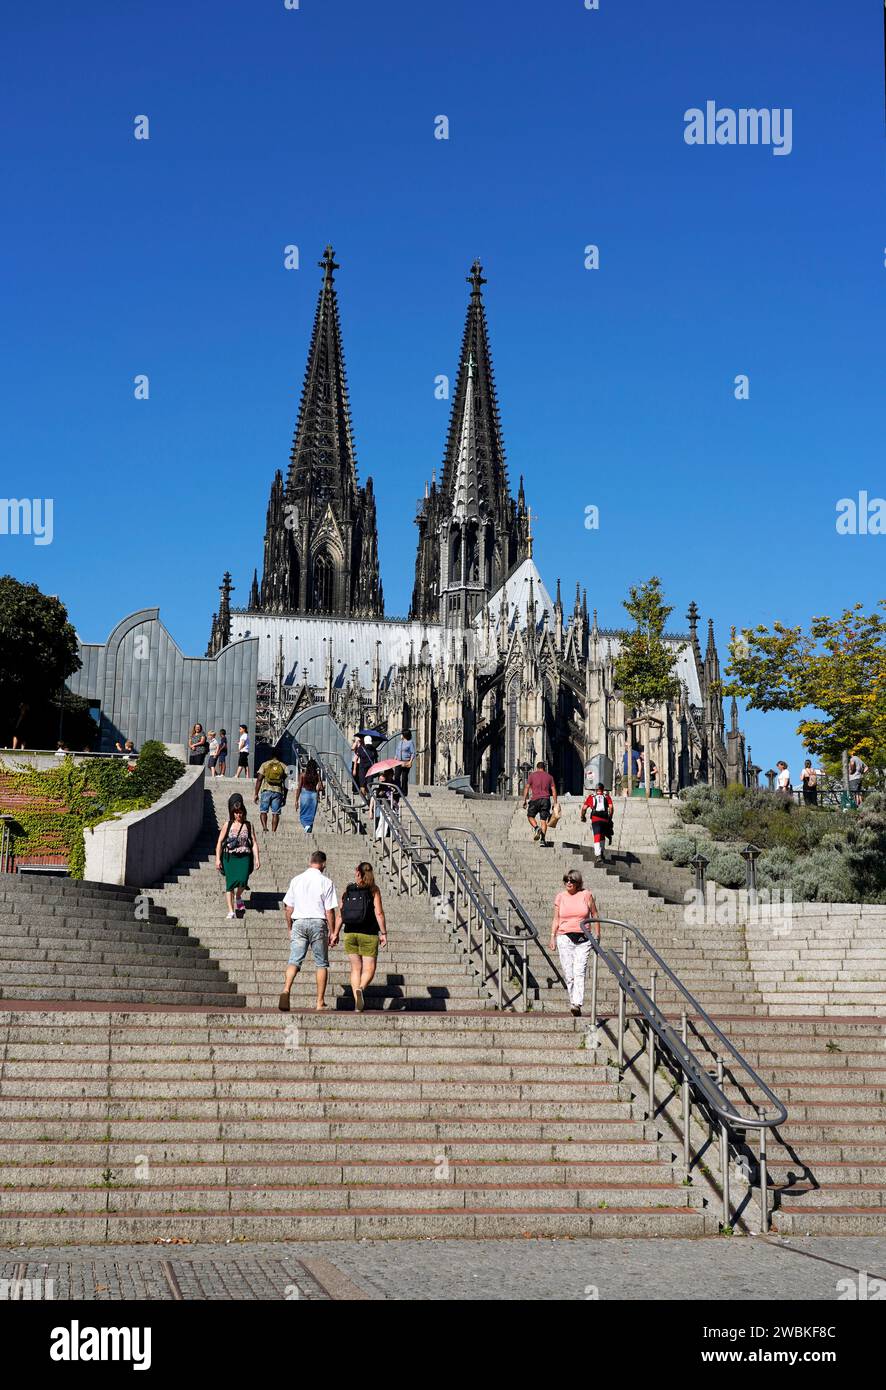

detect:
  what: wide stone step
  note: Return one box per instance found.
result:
[0,1158,679,1187]
[0,1117,651,1140]
[1,1180,700,1214]
[0,986,244,1005]
[0,1206,712,1243]
[0,1075,625,1099]
[0,1137,667,1164]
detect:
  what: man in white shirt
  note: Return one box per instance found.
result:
[279,850,338,1012]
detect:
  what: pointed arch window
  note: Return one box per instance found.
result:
[450,525,462,584]
[312,551,335,612]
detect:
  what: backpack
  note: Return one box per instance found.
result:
[341,884,373,927]
[262,759,287,787]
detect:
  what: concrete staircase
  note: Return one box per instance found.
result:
[0,876,243,1008]
[148,782,490,1012]
[414,788,765,1019]
[409,787,886,1234]
[2,780,884,1240]
[0,1008,715,1242]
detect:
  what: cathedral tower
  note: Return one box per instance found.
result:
[410,260,530,626]
[257,247,383,618]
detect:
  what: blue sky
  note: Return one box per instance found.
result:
[2,0,884,776]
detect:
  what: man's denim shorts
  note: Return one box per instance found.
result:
[289,917,329,969]
[260,789,284,814]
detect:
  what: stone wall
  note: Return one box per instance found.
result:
[83,765,206,888]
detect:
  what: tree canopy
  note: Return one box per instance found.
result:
[613,576,683,712]
[0,576,81,742]
[725,601,886,764]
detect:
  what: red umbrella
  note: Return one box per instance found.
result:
[365,758,402,778]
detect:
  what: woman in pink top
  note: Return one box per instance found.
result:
[550,869,600,1017]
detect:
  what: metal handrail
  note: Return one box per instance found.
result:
[436,824,567,977]
[584,917,786,1130]
[578,914,786,1233]
[372,789,439,897]
[434,825,567,1009]
[307,747,365,835]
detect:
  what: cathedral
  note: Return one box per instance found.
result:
[207,247,746,794]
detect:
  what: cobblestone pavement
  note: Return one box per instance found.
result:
[2,1236,886,1301]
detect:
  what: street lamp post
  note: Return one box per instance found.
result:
[741,843,762,906]
[690,852,709,901]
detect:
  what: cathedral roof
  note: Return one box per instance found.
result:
[231,612,446,688]
[475,557,556,634]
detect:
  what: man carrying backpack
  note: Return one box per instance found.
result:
[254,753,289,833]
[581,783,614,864]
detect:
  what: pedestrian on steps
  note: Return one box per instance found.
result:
[801,760,818,806]
[522,761,558,846]
[215,800,260,919]
[550,869,600,1017]
[581,783,614,864]
[254,754,289,833]
[279,850,338,1013]
[216,729,228,778]
[352,735,372,801]
[296,758,324,834]
[234,725,250,779]
[336,861,387,1013]
[188,723,208,765]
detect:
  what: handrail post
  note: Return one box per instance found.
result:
[497,936,503,1009]
[617,938,628,1072]
[681,1010,691,1180]
[647,971,657,1118]
[521,939,528,1010]
[758,1107,769,1234]
[590,947,598,1027]
[717,1056,731,1228]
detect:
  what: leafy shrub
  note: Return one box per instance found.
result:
[127,741,183,803]
[841,800,886,904]
[659,832,702,866]
[704,848,746,889]
[756,846,795,887]
[676,786,721,824]
[787,848,857,904]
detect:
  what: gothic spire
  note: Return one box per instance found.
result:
[450,350,480,520]
[285,245,359,509]
[254,248,383,618]
[438,261,510,515]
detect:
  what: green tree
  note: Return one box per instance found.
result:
[0,576,81,744]
[725,603,886,768]
[614,577,683,797]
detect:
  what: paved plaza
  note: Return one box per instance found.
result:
[3,1236,885,1302]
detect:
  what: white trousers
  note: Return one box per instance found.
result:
[557,934,592,1007]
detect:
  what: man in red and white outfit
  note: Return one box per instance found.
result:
[581,783,614,865]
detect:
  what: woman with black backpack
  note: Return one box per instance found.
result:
[215,797,261,919]
[336,861,386,1012]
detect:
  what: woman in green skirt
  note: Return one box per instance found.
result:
[215,801,261,919]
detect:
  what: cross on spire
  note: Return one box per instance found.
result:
[467,259,486,296]
[319,245,339,283]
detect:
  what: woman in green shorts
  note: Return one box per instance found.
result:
[336,861,386,1012]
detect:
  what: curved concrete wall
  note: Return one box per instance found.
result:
[83,765,206,888]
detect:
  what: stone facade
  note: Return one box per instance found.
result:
[210,251,744,793]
